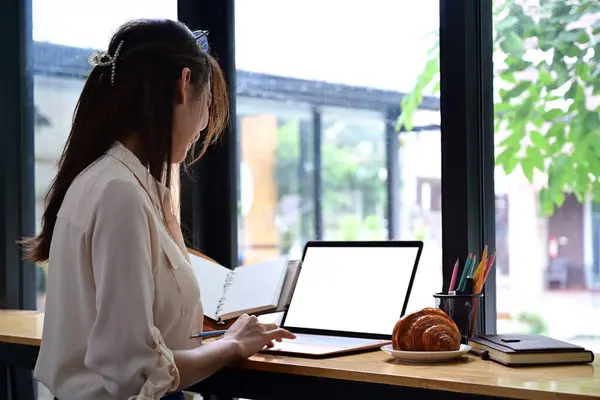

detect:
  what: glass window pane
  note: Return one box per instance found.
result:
[236,0,441,319]
[237,99,314,264]
[33,0,176,310]
[33,3,176,397]
[493,1,600,351]
[33,0,176,48]
[321,108,387,241]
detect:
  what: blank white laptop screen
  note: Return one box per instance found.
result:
[283,245,420,336]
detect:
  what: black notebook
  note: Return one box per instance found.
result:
[468,334,595,367]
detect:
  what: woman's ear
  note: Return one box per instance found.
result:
[175,67,192,105]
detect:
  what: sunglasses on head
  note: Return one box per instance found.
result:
[192,30,209,52]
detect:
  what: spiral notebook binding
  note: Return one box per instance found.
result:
[214,270,237,320]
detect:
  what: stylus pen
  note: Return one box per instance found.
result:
[189,330,227,339]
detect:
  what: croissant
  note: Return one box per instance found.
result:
[392,307,461,351]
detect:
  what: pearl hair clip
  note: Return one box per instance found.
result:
[88,40,125,87]
[193,30,210,52]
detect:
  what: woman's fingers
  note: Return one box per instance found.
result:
[265,328,296,341]
[260,322,278,331]
[238,314,250,321]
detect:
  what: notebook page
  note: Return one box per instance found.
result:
[189,253,230,319]
[218,256,288,320]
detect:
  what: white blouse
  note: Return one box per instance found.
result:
[35,142,204,400]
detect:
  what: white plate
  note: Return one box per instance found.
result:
[381,344,471,363]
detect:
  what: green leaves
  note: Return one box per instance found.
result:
[497,143,521,174]
[585,112,600,131]
[500,80,531,102]
[396,0,600,216]
[397,50,440,132]
[557,29,588,46]
[539,70,553,85]
[543,109,563,122]
[530,131,549,151]
[593,20,600,35]
[495,15,518,32]
[500,31,525,56]
[498,0,600,215]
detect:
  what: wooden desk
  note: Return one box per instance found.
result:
[0,310,43,346]
[0,311,42,400]
[191,349,600,400]
[1,310,599,400]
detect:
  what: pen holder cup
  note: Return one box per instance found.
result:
[433,292,483,344]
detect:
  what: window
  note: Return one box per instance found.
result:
[235,0,442,315]
[493,0,600,351]
[32,2,176,398]
[32,0,177,312]
[321,108,387,241]
[237,99,315,264]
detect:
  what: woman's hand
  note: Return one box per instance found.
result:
[222,314,296,359]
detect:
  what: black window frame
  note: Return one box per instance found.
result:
[1,2,37,398]
[439,0,496,332]
[178,0,239,268]
[0,0,36,311]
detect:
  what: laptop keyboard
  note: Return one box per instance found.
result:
[288,333,384,346]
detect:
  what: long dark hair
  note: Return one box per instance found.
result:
[22,19,229,263]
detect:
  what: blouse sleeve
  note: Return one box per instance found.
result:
[83,179,180,399]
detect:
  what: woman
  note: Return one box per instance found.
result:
[22,19,295,400]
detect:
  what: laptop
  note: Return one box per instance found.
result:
[261,240,423,357]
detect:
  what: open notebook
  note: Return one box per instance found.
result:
[189,252,300,322]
